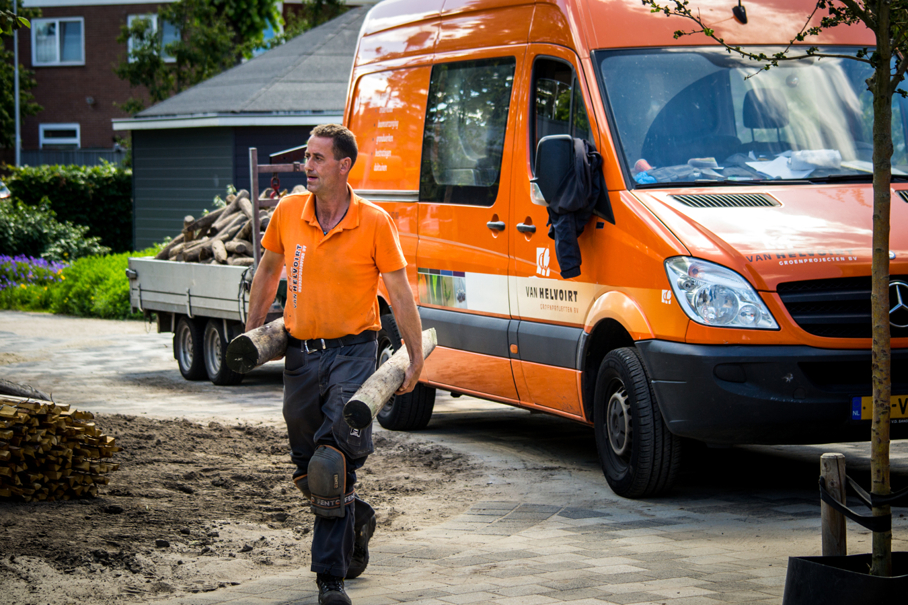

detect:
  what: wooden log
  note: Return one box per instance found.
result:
[181,206,225,237]
[0,379,51,402]
[238,197,254,221]
[211,240,228,264]
[211,198,240,232]
[344,329,437,429]
[235,189,250,201]
[225,240,252,255]
[226,318,287,373]
[167,242,185,260]
[182,242,212,263]
[236,218,253,242]
[227,257,254,267]
[821,453,848,556]
[183,215,195,230]
[154,233,185,259]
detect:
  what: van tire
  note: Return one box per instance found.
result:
[375,313,436,431]
[203,319,244,386]
[174,316,206,381]
[593,347,680,498]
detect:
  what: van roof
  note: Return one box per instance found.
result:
[359,0,873,60]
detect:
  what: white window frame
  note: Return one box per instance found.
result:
[127,14,177,63]
[39,123,81,149]
[31,17,85,66]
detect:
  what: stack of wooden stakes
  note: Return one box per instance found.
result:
[154,186,306,266]
[0,395,120,502]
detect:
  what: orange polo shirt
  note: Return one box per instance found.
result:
[261,188,406,341]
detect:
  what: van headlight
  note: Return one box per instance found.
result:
[665,257,778,330]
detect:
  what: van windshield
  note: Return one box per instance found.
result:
[595,47,908,186]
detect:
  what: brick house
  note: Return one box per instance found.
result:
[8,0,361,166]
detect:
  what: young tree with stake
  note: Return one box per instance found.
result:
[642,0,906,577]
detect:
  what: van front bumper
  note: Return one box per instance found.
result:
[635,340,908,444]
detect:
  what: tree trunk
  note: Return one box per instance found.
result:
[870,3,893,577]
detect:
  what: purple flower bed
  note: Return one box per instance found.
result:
[0,255,68,291]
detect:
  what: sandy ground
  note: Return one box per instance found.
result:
[1,311,907,605]
[0,313,487,604]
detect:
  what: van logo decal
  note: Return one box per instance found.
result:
[536,248,550,277]
[661,290,672,305]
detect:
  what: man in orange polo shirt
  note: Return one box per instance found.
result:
[245,124,424,605]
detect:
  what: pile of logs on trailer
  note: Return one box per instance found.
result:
[153,187,304,265]
[0,395,120,501]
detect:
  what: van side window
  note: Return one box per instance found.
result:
[419,57,516,206]
[532,58,593,170]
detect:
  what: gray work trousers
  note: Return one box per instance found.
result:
[283,339,377,578]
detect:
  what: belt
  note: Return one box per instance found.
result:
[287,330,377,354]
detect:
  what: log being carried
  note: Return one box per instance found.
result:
[226,321,437,427]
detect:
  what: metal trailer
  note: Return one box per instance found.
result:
[125,147,298,385]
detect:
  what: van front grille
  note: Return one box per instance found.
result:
[671,193,780,208]
[777,275,908,339]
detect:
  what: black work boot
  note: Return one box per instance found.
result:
[346,512,376,579]
[316,573,351,605]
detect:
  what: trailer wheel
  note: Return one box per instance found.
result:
[174,317,206,381]
[593,347,680,498]
[203,319,244,386]
[375,313,435,431]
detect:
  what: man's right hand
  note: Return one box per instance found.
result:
[245,249,285,332]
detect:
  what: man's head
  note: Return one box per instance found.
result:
[305,124,358,196]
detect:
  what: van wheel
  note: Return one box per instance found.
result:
[593,347,680,498]
[203,319,244,386]
[375,313,436,431]
[174,316,206,381]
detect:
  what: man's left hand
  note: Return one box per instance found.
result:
[396,358,423,395]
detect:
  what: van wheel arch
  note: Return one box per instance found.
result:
[581,319,635,422]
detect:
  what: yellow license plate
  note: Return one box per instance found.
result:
[852,395,908,420]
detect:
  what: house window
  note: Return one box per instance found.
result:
[32,17,84,66]
[40,124,80,149]
[128,14,179,63]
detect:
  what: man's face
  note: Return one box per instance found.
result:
[304,136,349,195]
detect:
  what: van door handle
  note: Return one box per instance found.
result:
[516,223,536,234]
[486,221,506,231]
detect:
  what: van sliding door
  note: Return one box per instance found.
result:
[415,54,523,402]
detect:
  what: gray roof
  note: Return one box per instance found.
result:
[129,7,369,121]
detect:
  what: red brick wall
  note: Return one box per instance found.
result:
[20,4,162,150]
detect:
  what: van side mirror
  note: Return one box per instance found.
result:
[532,135,573,208]
[532,135,615,224]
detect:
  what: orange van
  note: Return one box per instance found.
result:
[342,0,908,497]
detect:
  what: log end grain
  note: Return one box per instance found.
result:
[343,400,374,430]
[225,336,259,374]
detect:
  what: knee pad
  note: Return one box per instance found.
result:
[293,475,311,500]
[307,445,354,518]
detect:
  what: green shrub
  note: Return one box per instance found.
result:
[0,247,157,319]
[5,162,133,253]
[0,198,110,261]
[48,248,158,320]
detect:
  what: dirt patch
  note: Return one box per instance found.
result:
[0,414,481,605]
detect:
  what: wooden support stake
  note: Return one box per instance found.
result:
[821,452,847,557]
[225,318,287,373]
[344,329,437,429]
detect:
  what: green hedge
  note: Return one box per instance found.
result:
[5,162,133,253]
[0,198,110,261]
[0,247,158,320]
